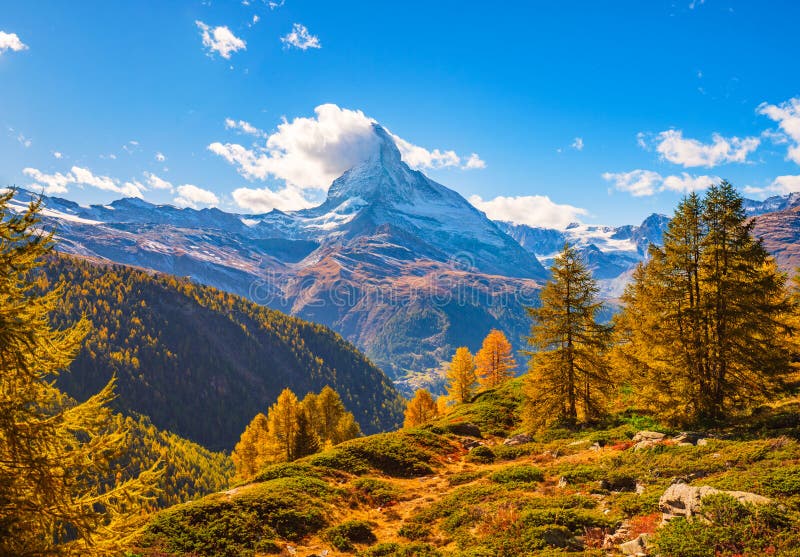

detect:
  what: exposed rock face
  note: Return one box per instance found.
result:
[619,533,650,556]
[659,483,771,522]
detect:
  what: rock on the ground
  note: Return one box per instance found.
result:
[460,437,483,450]
[619,533,650,556]
[659,483,771,522]
[631,430,666,451]
[632,431,666,443]
[503,433,533,446]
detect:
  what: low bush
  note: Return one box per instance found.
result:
[447,470,486,486]
[398,521,431,540]
[352,477,401,506]
[490,465,545,485]
[465,445,495,464]
[653,493,796,557]
[324,519,377,551]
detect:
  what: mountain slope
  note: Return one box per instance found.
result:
[752,204,800,275]
[17,128,545,384]
[41,254,405,449]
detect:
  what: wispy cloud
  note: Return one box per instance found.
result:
[281,23,321,50]
[23,166,146,197]
[196,20,246,59]
[571,137,584,151]
[225,117,265,137]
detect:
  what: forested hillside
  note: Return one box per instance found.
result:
[37,254,405,449]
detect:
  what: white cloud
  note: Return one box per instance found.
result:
[661,173,719,193]
[22,168,72,195]
[53,151,63,159]
[196,20,246,59]
[16,133,31,148]
[602,170,663,196]
[232,185,316,213]
[469,195,588,229]
[743,175,800,197]
[388,132,460,169]
[603,169,719,197]
[174,184,219,208]
[155,151,166,162]
[281,23,321,50]
[224,117,264,137]
[757,97,800,164]
[22,166,146,198]
[208,104,486,213]
[571,137,584,151]
[0,31,28,55]
[652,129,759,167]
[144,171,174,191]
[463,153,487,169]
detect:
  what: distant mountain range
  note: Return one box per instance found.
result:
[15,126,800,387]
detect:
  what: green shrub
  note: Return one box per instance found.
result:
[352,478,401,506]
[142,480,330,556]
[359,542,442,556]
[465,445,495,463]
[324,520,377,551]
[764,465,800,496]
[492,443,537,461]
[554,464,604,485]
[489,465,544,485]
[519,508,616,534]
[653,493,794,557]
[447,470,486,486]
[310,432,445,477]
[398,521,431,540]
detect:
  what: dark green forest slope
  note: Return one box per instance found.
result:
[38,254,405,449]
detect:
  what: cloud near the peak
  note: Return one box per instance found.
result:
[208,103,486,213]
[469,194,588,229]
[603,169,719,197]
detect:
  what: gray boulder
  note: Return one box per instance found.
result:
[503,433,533,446]
[620,533,650,556]
[659,483,771,522]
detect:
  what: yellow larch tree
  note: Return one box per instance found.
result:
[475,329,517,389]
[403,389,438,428]
[446,346,477,404]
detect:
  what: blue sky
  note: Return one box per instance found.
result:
[2,0,800,227]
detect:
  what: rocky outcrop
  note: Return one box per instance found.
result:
[503,433,533,446]
[659,483,771,522]
[619,533,650,556]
